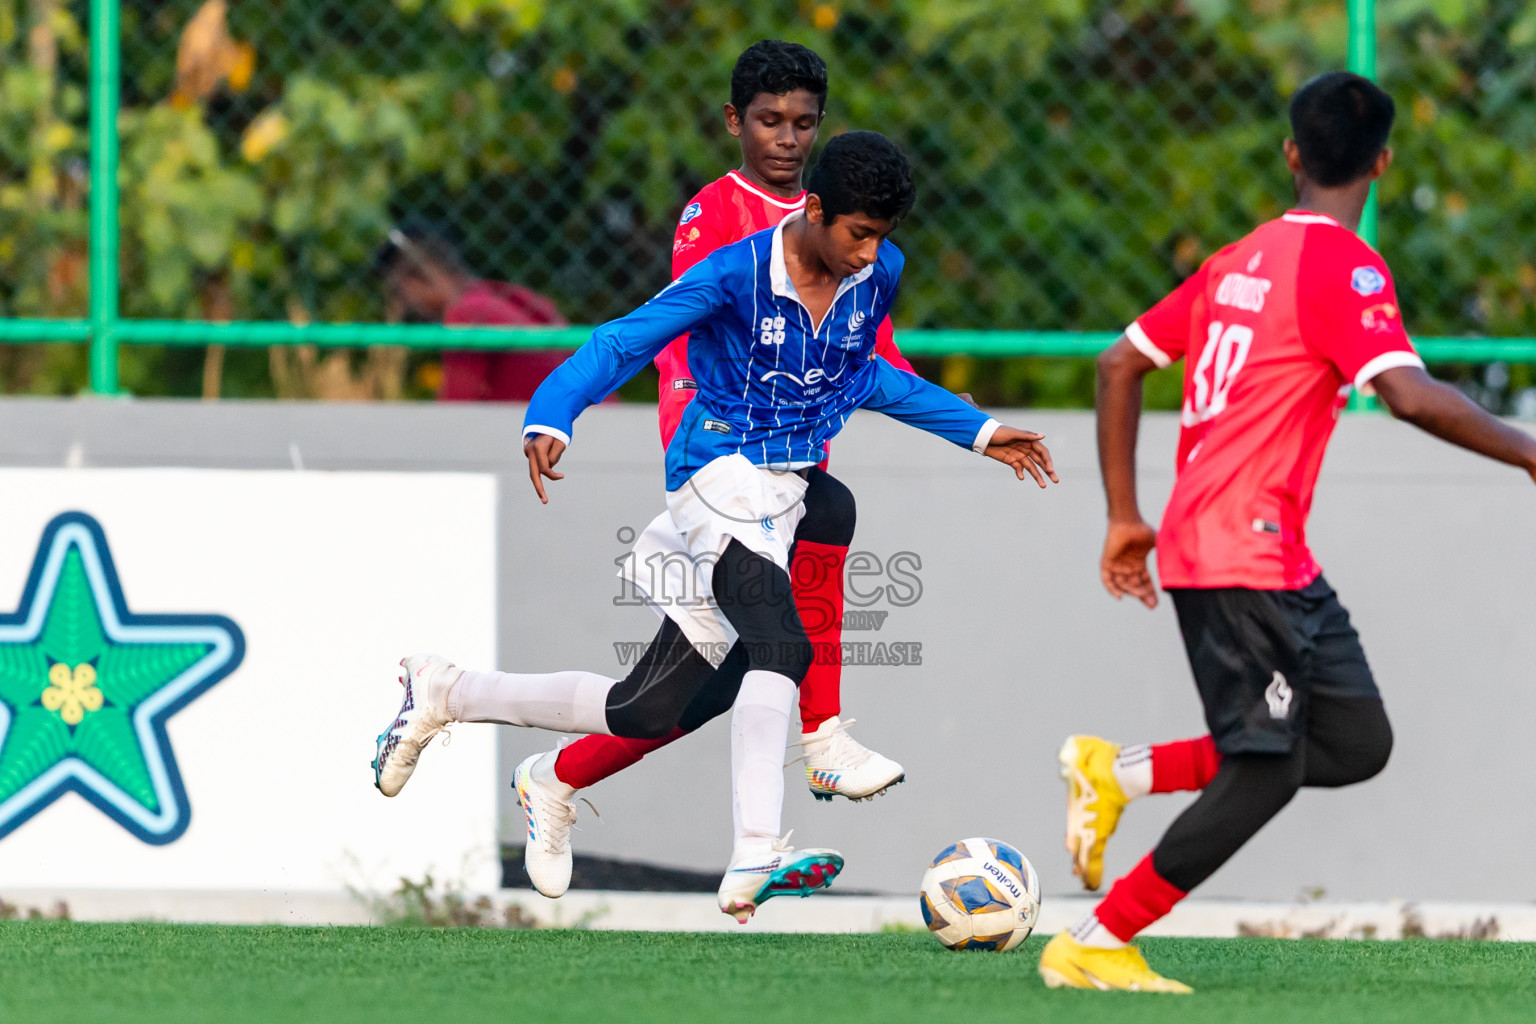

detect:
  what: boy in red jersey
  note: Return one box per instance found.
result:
[1040,72,1536,992]
[511,41,913,900]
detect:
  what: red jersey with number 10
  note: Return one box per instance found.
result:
[656,169,912,446]
[1128,210,1424,590]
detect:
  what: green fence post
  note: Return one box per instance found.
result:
[88,0,121,395]
[1346,0,1380,412]
[1347,0,1379,247]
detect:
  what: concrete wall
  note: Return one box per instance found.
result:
[5,398,1533,903]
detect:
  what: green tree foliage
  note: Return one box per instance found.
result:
[0,0,1531,401]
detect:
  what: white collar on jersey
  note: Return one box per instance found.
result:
[1281,210,1341,227]
[725,169,806,210]
[769,210,876,305]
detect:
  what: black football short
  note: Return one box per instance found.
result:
[1168,576,1379,756]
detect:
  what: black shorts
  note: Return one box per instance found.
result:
[1169,576,1379,756]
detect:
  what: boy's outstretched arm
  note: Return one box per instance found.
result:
[1371,366,1536,481]
[1096,337,1162,609]
[522,263,727,502]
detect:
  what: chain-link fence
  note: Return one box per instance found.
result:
[1,1,1533,399]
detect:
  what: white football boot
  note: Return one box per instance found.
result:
[716,834,844,924]
[513,751,581,898]
[796,717,905,801]
[372,654,460,797]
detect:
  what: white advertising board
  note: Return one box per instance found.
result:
[0,469,499,893]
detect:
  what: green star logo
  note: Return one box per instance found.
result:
[0,512,244,844]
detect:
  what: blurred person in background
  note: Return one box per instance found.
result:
[377,223,567,401]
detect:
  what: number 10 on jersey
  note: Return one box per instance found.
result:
[1183,321,1254,427]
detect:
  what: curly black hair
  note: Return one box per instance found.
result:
[729,40,828,114]
[1290,72,1395,187]
[806,130,916,225]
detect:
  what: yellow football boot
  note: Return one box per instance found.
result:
[1059,734,1129,891]
[1038,932,1193,994]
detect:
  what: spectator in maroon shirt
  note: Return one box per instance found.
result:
[378,225,569,401]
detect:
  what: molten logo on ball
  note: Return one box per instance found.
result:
[919,837,1042,951]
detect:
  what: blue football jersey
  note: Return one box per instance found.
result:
[525,216,997,489]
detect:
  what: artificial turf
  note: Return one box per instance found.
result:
[1,923,1533,1024]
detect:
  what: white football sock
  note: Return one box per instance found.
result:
[1069,911,1129,949]
[1112,743,1153,801]
[531,748,576,801]
[449,669,614,735]
[730,669,797,859]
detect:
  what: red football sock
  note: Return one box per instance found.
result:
[553,728,686,790]
[1150,735,1222,793]
[1093,854,1189,942]
[790,540,847,733]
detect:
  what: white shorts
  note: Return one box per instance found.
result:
[617,454,810,665]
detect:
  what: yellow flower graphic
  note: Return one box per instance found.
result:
[41,663,104,727]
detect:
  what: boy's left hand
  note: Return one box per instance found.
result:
[984,427,1059,488]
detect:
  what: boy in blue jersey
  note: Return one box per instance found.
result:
[373,132,1057,922]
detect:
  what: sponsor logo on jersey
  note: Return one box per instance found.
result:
[1361,302,1399,333]
[680,202,702,225]
[702,418,731,434]
[1264,671,1294,720]
[1351,266,1386,296]
[1214,272,1272,312]
[1251,518,1281,534]
[672,378,698,391]
[760,365,848,389]
[1247,252,1263,272]
[759,315,787,346]
[671,227,701,256]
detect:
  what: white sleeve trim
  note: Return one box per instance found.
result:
[971,417,1003,455]
[522,424,571,445]
[1125,320,1173,369]
[1353,350,1425,391]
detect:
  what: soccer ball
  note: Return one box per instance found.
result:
[919,837,1041,951]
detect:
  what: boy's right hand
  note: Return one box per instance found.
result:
[1102,519,1159,609]
[524,433,567,504]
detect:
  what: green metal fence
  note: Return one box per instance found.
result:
[1,0,1534,401]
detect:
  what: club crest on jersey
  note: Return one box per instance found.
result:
[1351,266,1386,296]
[841,308,868,348]
[680,202,702,225]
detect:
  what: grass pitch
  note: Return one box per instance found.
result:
[2,923,1533,1024]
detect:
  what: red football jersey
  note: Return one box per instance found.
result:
[1128,210,1424,590]
[656,169,913,446]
